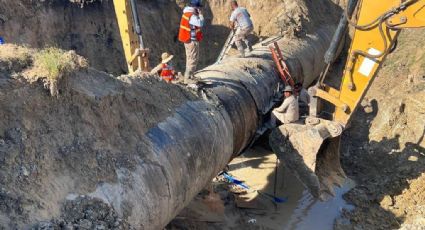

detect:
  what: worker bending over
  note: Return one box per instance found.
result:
[294,83,310,115]
[178,0,204,84]
[229,0,253,58]
[272,85,299,124]
[150,52,177,83]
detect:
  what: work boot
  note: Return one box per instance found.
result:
[183,72,197,85]
[244,40,253,52]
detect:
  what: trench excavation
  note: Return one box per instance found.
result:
[0,0,367,229]
[2,33,332,229]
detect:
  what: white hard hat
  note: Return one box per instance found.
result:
[283,85,293,93]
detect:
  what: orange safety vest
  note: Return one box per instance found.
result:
[178,12,203,43]
[160,63,175,83]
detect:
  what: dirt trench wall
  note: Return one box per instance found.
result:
[0,0,342,75]
[0,0,183,74]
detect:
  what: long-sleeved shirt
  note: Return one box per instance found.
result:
[274,95,299,123]
[150,64,163,75]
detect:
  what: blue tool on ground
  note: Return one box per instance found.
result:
[0,37,4,45]
[220,172,287,204]
[222,172,249,189]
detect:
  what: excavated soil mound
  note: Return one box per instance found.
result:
[0,44,196,229]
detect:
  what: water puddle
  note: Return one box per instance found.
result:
[284,180,355,230]
[226,147,355,230]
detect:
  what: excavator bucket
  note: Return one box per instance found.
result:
[269,118,346,200]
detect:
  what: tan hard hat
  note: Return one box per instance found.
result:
[161,52,174,64]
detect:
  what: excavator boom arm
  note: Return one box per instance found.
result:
[270,0,425,199]
[318,0,425,126]
[113,0,149,73]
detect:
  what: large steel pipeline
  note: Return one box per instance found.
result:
[86,26,336,229]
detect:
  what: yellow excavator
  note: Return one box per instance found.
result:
[270,0,425,199]
[113,0,150,73]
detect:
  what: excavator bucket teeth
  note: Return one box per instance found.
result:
[269,120,346,200]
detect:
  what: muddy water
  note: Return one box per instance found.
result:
[226,147,355,229]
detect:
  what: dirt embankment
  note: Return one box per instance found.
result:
[335,28,425,229]
[0,44,197,229]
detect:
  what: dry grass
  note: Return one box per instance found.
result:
[0,44,32,72]
[33,48,77,82]
[1,44,88,96]
[23,47,88,96]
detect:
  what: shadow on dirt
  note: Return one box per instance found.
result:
[337,99,425,229]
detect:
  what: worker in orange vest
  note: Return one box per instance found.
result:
[150,52,177,83]
[178,0,204,84]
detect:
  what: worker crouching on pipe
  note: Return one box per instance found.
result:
[150,52,177,83]
[272,85,300,125]
[229,0,253,58]
[178,0,204,84]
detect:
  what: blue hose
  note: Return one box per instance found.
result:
[221,172,287,203]
[222,172,250,189]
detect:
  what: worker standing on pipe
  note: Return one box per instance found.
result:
[178,0,204,84]
[229,0,253,58]
[150,52,177,83]
[272,86,299,124]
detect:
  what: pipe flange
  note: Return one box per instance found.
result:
[305,117,320,126]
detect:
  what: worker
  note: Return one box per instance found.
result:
[150,52,177,83]
[229,0,254,58]
[178,0,204,84]
[272,85,299,124]
[0,36,4,45]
